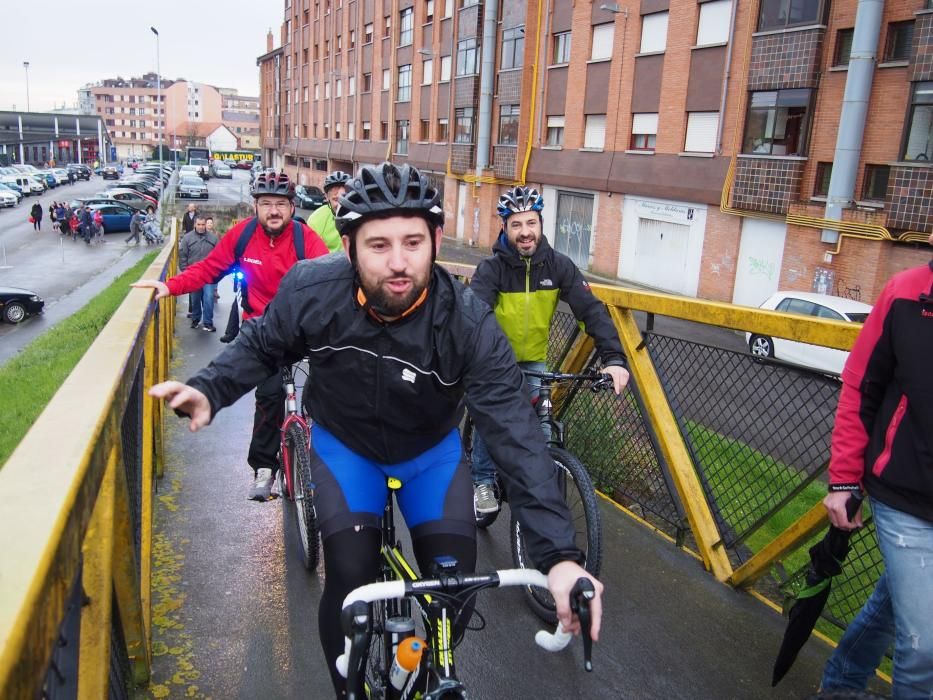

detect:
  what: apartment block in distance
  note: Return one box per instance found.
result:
[258,0,932,306]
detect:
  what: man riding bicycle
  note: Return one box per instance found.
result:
[468,185,630,514]
[308,170,352,252]
[148,162,604,698]
[133,171,330,501]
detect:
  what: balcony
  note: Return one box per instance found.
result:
[885,163,933,232]
[731,156,806,214]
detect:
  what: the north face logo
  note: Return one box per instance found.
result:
[540,278,553,287]
[401,368,416,383]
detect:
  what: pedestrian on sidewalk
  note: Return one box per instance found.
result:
[30,201,43,231]
[125,209,143,245]
[178,215,220,332]
[819,230,933,698]
[181,203,198,234]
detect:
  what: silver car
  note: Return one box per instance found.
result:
[177,176,208,199]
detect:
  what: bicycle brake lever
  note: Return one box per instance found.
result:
[591,374,613,393]
[570,578,596,672]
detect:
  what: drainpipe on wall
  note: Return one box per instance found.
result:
[475,0,499,175]
[714,0,739,154]
[823,0,885,242]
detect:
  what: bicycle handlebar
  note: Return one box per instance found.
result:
[522,369,615,393]
[335,569,594,681]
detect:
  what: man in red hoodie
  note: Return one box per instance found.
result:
[820,231,933,697]
[133,171,330,500]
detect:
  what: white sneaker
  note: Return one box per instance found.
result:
[474,483,499,515]
[248,468,276,501]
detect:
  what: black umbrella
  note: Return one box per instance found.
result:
[771,493,863,686]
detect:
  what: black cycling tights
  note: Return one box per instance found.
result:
[319,527,477,698]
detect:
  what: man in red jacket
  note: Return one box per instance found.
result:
[133,171,330,500]
[821,231,933,696]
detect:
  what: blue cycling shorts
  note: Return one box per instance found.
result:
[309,425,476,541]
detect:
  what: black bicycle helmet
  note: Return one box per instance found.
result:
[497,185,544,220]
[323,170,352,192]
[251,170,295,200]
[335,162,444,235]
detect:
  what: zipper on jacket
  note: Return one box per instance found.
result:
[522,257,531,357]
[872,394,909,477]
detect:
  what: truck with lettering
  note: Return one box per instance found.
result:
[186,147,211,179]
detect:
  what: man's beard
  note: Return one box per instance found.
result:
[362,274,428,318]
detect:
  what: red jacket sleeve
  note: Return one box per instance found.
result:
[166,221,242,296]
[302,223,331,260]
[828,279,898,489]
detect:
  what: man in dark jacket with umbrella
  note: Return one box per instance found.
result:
[818,231,933,697]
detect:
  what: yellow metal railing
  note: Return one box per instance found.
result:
[0,229,178,698]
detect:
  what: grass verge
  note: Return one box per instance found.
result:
[0,251,159,468]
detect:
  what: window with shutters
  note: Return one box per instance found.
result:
[696,0,731,46]
[584,114,606,149]
[455,107,475,143]
[591,24,614,61]
[546,115,565,146]
[834,28,854,66]
[631,112,658,150]
[437,118,449,142]
[884,21,914,63]
[553,31,571,65]
[362,121,372,139]
[363,73,372,92]
[365,23,374,43]
[862,165,890,201]
[441,55,452,80]
[902,82,933,161]
[640,12,668,53]
[396,120,410,154]
[426,0,434,22]
[684,112,719,153]
[383,69,391,90]
[421,119,431,140]
[422,59,434,84]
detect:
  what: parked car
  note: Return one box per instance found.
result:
[102,166,120,180]
[36,172,58,188]
[0,190,17,208]
[746,291,873,375]
[2,175,42,196]
[0,286,44,324]
[235,160,254,170]
[0,182,23,203]
[51,169,71,185]
[177,176,208,199]
[67,164,92,180]
[98,189,157,210]
[211,163,233,179]
[295,185,326,210]
[86,202,136,233]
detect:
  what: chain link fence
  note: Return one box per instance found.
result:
[549,311,881,637]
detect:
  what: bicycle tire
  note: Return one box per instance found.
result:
[363,599,388,700]
[509,447,602,624]
[460,413,502,529]
[284,422,320,571]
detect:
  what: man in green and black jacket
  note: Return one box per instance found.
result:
[468,185,629,514]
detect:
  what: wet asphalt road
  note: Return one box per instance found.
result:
[148,290,850,700]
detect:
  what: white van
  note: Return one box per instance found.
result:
[1,175,42,196]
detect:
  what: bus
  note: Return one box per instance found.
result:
[212,150,259,169]
[186,147,211,167]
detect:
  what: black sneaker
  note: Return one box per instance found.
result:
[202,325,216,332]
[190,319,200,329]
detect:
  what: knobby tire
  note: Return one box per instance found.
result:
[285,422,320,571]
[509,447,602,624]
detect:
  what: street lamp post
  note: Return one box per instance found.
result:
[151,26,163,200]
[23,62,30,112]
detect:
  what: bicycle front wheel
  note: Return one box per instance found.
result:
[284,422,320,571]
[509,447,602,623]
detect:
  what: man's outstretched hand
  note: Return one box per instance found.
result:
[149,381,211,432]
[131,280,171,299]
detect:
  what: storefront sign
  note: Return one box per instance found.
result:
[635,199,695,225]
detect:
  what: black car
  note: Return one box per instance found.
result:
[102,166,120,180]
[0,286,44,324]
[295,185,326,210]
[67,164,92,180]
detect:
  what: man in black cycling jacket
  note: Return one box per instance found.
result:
[149,162,604,697]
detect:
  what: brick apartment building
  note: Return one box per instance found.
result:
[258,0,932,306]
[81,75,260,160]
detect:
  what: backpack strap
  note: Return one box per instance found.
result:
[292,219,305,262]
[234,217,259,264]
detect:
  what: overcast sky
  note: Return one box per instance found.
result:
[0,0,279,112]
